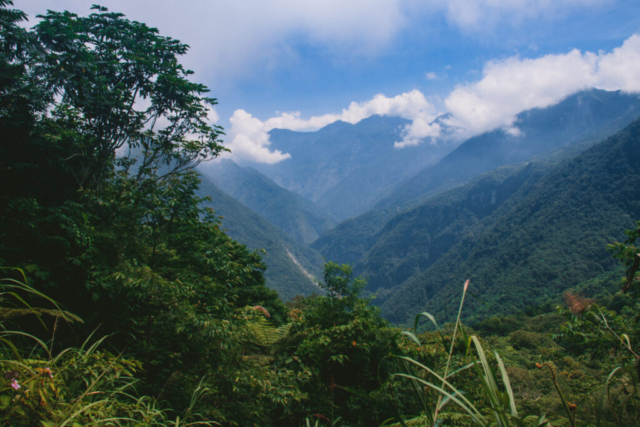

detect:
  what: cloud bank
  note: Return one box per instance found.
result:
[444,34,640,138]
[223,91,441,162]
[230,33,640,163]
[22,0,607,83]
[438,0,609,31]
[22,0,407,81]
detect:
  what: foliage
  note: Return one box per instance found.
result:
[392,282,578,426]
[0,2,292,424]
[608,220,640,293]
[4,1,640,426]
[275,263,404,426]
[390,220,640,427]
[0,270,220,426]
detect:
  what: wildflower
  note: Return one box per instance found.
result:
[536,363,543,369]
[38,367,53,379]
[352,340,357,347]
[569,403,577,411]
[10,379,20,390]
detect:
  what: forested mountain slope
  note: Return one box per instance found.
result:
[379,117,640,324]
[249,115,454,221]
[354,129,617,300]
[199,159,336,244]
[196,175,323,300]
[312,89,640,267]
[355,162,551,300]
[377,89,640,211]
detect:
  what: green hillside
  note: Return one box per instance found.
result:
[196,175,324,300]
[355,162,550,299]
[199,159,336,245]
[380,117,640,324]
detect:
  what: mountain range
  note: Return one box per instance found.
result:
[378,116,640,323]
[194,89,640,322]
[245,115,457,221]
[312,89,640,269]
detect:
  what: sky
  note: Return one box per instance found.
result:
[18,0,640,163]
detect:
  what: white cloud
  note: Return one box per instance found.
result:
[20,0,608,83]
[437,0,609,31]
[394,116,442,148]
[224,90,441,163]
[596,34,640,92]
[426,72,438,80]
[206,106,220,124]
[230,32,640,162]
[224,110,291,164]
[443,34,640,138]
[20,0,408,82]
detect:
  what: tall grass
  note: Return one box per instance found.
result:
[388,280,573,427]
[0,268,218,426]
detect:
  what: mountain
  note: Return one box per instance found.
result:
[377,89,640,211]
[355,162,551,299]
[378,117,640,324]
[312,89,640,267]
[196,175,324,300]
[198,160,336,245]
[247,115,455,221]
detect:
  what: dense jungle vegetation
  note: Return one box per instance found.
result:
[2,2,640,426]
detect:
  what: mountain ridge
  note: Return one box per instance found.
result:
[199,159,336,245]
[379,116,640,324]
[247,115,456,221]
[312,89,640,269]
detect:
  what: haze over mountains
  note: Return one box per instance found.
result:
[246,115,457,221]
[312,89,640,267]
[199,160,336,245]
[196,175,324,300]
[197,89,640,322]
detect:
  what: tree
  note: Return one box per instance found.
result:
[278,262,401,426]
[0,3,290,419]
[608,220,640,293]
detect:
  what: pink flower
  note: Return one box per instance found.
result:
[37,367,54,379]
[10,379,20,390]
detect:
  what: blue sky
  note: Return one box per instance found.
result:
[20,0,640,162]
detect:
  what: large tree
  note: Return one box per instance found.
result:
[0,2,289,418]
